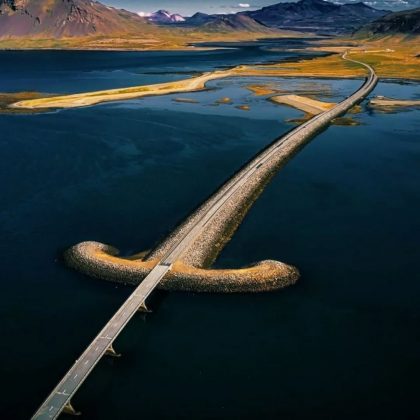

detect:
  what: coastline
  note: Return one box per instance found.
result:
[10,68,239,109]
[9,39,420,111]
[9,66,355,110]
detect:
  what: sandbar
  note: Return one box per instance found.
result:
[173,97,199,103]
[271,94,336,114]
[11,68,238,109]
[370,96,420,107]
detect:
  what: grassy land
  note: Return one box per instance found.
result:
[5,34,420,111]
[270,36,420,80]
[0,28,299,51]
[11,68,238,109]
[1,32,417,79]
[0,91,55,113]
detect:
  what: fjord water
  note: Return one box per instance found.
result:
[0,42,419,419]
[0,38,317,93]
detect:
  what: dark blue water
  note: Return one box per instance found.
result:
[0,44,419,420]
[0,38,319,93]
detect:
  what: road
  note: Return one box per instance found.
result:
[32,53,377,419]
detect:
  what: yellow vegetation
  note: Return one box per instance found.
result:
[283,37,420,79]
[0,29,298,51]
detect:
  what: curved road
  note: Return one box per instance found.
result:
[33,53,377,419]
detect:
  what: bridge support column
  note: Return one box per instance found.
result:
[63,401,81,416]
[138,301,151,313]
[105,343,121,358]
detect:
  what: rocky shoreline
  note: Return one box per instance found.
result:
[64,139,304,293]
[65,242,299,293]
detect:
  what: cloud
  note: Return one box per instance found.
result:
[218,2,254,10]
[333,0,417,7]
[219,3,252,7]
[137,11,152,17]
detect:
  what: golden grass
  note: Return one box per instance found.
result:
[0,29,299,51]
[237,36,420,80]
[0,91,55,113]
[290,36,420,79]
[242,53,367,78]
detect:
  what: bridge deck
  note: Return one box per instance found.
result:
[33,54,377,419]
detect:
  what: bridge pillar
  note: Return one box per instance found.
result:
[138,301,151,313]
[63,401,81,416]
[105,343,121,358]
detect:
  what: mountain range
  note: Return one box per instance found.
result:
[181,0,389,34]
[0,0,418,40]
[0,0,151,37]
[243,0,389,33]
[184,13,272,33]
[148,9,185,24]
[357,7,420,34]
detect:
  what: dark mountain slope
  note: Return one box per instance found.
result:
[357,7,420,35]
[182,12,271,33]
[243,0,389,33]
[0,0,152,37]
[148,9,185,24]
[198,14,271,33]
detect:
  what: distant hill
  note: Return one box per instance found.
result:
[148,10,185,24]
[0,0,397,41]
[0,0,152,37]
[185,12,215,27]
[0,0,275,39]
[357,7,420,35]
[192,14,272,33]
[242,0,389,34]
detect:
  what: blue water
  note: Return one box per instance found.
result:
[0,38,319,93]
[0,42,419,419]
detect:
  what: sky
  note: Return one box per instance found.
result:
[103,0,420,16]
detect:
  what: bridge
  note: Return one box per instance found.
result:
[32,54,377,419]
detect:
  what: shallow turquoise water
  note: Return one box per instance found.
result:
[0,44,419,419]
